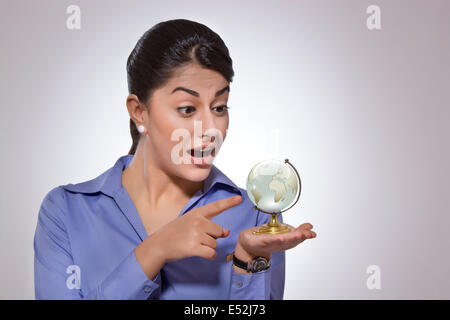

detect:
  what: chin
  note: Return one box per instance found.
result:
[181,163,213,182]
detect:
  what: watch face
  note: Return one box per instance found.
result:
[254,259,267,271]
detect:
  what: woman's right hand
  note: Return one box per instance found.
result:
[135,195,243,278]
[152,195,242,263]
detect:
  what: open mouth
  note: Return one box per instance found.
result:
[188,146,216,158]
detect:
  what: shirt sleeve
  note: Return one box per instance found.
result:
[228,211,286,300]
[33,186,161,300]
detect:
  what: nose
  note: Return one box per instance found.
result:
[193,109,222,145]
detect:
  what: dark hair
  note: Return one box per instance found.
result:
[126,19,235,155]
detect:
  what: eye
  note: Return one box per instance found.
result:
[212,105,230,114]
[177,106,196,115]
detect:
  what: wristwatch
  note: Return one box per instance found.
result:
[231,252,271,273]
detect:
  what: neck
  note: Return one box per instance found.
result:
[122,141,203,210]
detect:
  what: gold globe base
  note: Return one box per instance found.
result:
[252,213,295,235]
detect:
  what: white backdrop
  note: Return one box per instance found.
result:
[0,0,449,299]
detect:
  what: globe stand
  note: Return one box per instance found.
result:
[252,210,295,235]
[250,158,302,236]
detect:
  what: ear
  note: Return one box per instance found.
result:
[126,94,147,126]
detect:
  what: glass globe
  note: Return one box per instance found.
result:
[246,159,301,234]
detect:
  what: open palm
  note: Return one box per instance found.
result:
[238,223,317,258]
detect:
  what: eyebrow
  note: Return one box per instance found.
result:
[171,85,230,97]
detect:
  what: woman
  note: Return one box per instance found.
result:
[33,19,316,300]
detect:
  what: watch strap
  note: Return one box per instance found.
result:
[232,252,250,271]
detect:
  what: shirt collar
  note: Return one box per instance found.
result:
[62,154,242,197]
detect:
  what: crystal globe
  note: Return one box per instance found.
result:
[246,159,300,213]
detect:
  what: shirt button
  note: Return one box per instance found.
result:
[235,280,243,288]
[144,286,151,293]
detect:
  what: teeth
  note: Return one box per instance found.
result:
[191,147,214,158]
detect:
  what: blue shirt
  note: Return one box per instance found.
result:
[33,154,285,300]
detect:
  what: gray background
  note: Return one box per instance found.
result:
[0,0,449,299]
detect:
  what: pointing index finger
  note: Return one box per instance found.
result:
[197,195,242,219]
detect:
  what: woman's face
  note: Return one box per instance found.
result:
[141,63,230,182]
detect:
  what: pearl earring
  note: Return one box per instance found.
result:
[137,125,145,133]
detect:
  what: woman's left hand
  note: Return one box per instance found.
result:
[236,223,317,260]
